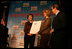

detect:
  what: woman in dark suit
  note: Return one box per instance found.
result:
[38,9,51,48]
[24,14,36,48]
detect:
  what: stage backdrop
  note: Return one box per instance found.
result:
[7,1,57,48]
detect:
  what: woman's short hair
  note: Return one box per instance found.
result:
[27,14,34,20]
[43,9,51,17]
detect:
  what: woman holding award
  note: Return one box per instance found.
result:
[24,14,36,48]
[38,9,51,48]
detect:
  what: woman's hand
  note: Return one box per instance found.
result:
[42,20,45,23]
[36,33,38,35]
[27,33,32,36]
[7,37,9,41]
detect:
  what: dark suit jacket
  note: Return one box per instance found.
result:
[52,12,66,31]
[0,24,9,43]
[38,17,51,35]
[51,11,67,48]
[24,22,32,35]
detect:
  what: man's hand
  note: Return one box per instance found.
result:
[50,29,54,34]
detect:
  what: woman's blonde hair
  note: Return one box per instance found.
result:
[43,9,51,17]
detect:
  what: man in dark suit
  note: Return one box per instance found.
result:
[0,17,2,47]
[0,18,9,48]
[50,4,67,48]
